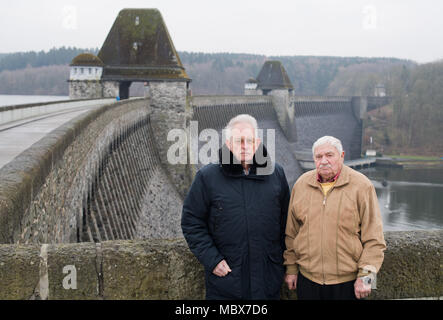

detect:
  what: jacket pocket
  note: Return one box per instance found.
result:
[293,215,308,261]
[209,201,223,233]
[353,237,363,261]
[207,253,242,299]
[264,250,285,298]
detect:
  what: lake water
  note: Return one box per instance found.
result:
[360,166,443,231]
[0,94,69,107]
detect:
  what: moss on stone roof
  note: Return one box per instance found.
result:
[246,78,258,83]
[98,9,189,81]
[70,53,104,67]
[256,60,293,90]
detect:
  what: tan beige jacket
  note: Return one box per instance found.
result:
[284,165,386,285]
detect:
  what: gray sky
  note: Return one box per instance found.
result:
[1,0,442,63]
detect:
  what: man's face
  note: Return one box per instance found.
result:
[314,143,344,181]
[226,122,260,163]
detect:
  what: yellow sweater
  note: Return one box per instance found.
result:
[320,181,336,196]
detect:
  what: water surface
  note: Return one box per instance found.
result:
[360,166,443,231]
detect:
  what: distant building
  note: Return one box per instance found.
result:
[255,60,294,95]
[245,60,296,140]
[244,78,261,95]
[374,83,386,97]
[68,53,104,99]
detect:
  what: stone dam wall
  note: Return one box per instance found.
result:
[292,96,363,160]
[0,98,183,244]
[0,230,440,300]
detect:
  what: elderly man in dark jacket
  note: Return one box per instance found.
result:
[181,114,290,300]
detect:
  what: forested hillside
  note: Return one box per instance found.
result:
[0,47,415,96]
[0,47,98,73]
[1,47,440,156]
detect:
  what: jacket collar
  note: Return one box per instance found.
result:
[308,164,350,188]
[218,143,272,179]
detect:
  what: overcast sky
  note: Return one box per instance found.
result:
[1,0,442,63]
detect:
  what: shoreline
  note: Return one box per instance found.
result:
[374,155,443,169]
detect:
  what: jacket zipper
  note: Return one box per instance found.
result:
[321,194,325,284]
[241,177,250,298]
[321,186,334,284]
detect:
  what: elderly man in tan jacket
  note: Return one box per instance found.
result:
[284,136,386,300]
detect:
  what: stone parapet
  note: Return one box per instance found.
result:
[0,230,440,300]
[0,239,204,300]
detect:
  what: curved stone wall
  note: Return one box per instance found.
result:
[0,98,184,244]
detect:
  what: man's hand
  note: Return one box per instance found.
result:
[212,259,232,277]
[285,274,297,290]
[354,277,371,299]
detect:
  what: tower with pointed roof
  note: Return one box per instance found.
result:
[250,60,296,141]
[68,8,191,104]
[97,8,190,101]
[255,60,294,94]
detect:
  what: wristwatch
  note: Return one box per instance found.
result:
[361,275,372,286]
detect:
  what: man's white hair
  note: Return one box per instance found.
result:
[224,114,259,140]
[312,136,344,156]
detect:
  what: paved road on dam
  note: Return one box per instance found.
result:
[0,99,115,169]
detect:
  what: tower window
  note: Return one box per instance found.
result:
[135,16,140,25]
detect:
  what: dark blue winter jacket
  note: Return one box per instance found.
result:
[181,144,290,299]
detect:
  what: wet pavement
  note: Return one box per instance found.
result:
[0,99,114,169]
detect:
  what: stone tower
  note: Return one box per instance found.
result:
[67,9,193,197]
[97,8,191,101]
[254,60,296,141]
[98,8,192,197]
[68,53,104,99]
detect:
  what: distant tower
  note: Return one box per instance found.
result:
[97,8,191,101]
[68,53,104,99]
[252,60,296,141]
[374,83,386,97]
[255,60,294,95]
[244,78,261,95]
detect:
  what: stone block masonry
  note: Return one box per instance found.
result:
[148,81,193,199]
[69,81,103,99]
[0,230,440,299]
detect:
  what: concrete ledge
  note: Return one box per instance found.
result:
[0,239,204,300]
[0,97,106,113]
[191,95,272,107]
[293,95,352,102]
[281,230,442,300]
[370,230,442,299]
[0,230,441,300]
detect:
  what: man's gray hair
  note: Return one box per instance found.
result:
[312,136,344,156]
[224,114,259,140]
